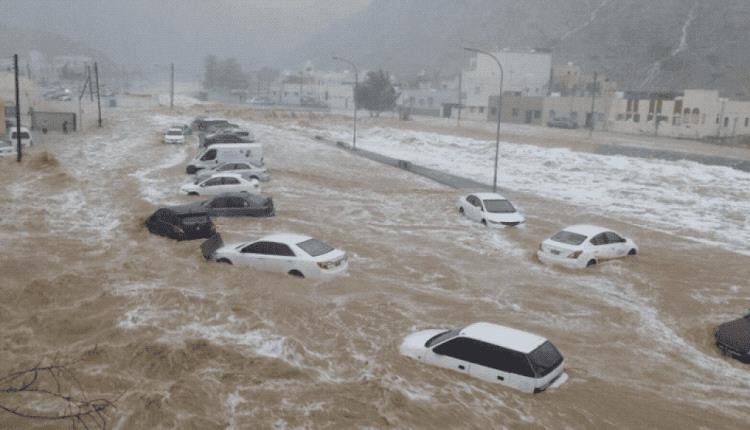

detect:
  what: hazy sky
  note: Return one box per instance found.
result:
[0,0,370,72]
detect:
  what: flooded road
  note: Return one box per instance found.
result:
[1,103,748,429]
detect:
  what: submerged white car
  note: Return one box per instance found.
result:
[400,322,568,393]
[457,192,525,226]
[164,127,186,144]
[194,161,270,182]
[201,233,348,280]
[537,224,638,269]
[180,172,260,196]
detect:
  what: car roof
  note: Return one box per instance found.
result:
[561,224,609,237]
[258,233,313,244]
[460,322,546,353]
[471,192,507,200]
[211,172,243,179]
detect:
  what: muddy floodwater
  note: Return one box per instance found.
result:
[1,101,749,429]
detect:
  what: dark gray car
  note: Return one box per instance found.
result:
[176,193,275,217]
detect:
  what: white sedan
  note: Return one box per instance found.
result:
[194,161,270,182]
[400,322,568,393]
[457,192,525,226]
[180,172,260,196]
[164,127,186,144]
[537,224,638,269]
[202,233,348,280]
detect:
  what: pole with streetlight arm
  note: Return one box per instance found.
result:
[332,56,358,150]
[464,47,503,193]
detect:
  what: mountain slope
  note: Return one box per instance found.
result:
[286,0,750,95]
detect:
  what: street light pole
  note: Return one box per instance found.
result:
[464,47,503,193]
[332,55,358,150]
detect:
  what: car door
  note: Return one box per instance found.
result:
[467,342,535,391]
[226,196,247,216]
[239,241,272,271]
[261,242,297,274]
[429,337,474,376]
[604,232,629,258]
[466,195,481,221]
[590,232,619,259]
[200,177,224,195]
[222,177,241,193]
[208,197,229,216]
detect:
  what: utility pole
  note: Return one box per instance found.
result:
[457,71,462,126]
[170,63,174,110]
[94,62,102,128]
[332,56,358,150]
[588,71,598,138]
[78,74,90,131]
[87,65,94,102]
[14,54,22,162]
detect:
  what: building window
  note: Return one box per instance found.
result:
[691,108,699,124]
[478,107,484,114]
[549,109,556,119]
[724,117,729,127]
[616,113,624,121]
[633,114,640,123]
[512,108,519,117]
[745,117,749,127]
[570,111,578,120]
[534,110,541,119]
[716,115,720,124]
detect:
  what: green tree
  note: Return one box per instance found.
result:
[355,70,399,117]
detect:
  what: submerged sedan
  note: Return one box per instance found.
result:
[537,224,638,268]
[457,192,525,226]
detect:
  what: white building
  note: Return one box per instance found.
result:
[460,49,552,120]
[607,90,750,139]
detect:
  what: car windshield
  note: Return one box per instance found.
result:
[425,328,461,348]
[296,238,334,257]
[167,130,182,136]
[527,341,563,377]
[483,199,515,213]
[551,230,587,245]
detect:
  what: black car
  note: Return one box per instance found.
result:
[547,117,579,129]
[176,193,275,217]
[191,117,236,132]
[145,207,216,241]
[200,133,253,148]
[715,311,750,363]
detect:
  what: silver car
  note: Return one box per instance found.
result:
[193,161,270,182]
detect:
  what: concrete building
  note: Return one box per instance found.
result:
[543,94,612,129]
[459,49,552,120]
[399,88,456,117]
[607,90,750,139]
[488,94,544,125]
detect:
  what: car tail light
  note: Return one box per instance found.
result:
[567,250,582,259]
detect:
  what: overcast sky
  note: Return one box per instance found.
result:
[0,0,370,72]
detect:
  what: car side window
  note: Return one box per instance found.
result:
[228,197,246,208]
[590,233,608,246]
[200,149,217,161]
[432,337,482,362]
[605,232,625,243]
[467,195,478,207]
[242,241,271,254]
[210,197,227,208]
[268,242,296,257]
[203,178,223,187]
[223,177,240,185]
[236,163,249,169]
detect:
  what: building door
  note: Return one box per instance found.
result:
[585,112,593,128]
[525,110,533,124]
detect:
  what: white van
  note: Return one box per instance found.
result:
[8,127,33,147]
[400,322,568,393]
[186,143,263,174]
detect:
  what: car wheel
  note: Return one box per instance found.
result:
[217,258,232,265]
[586,259,597,267]
[481,219,487,226]
[628,248,637,256]
[459,207,464,215]
[288,270,305,278]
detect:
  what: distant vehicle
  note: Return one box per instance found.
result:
[175,193,275,217]
[400,322,568,393]
[194,161,270,182]
[201,232,348,280]
[8,127,32,146]
[0,139,15,157]
[300,96,328,109]
[163,127,186,144]
[537,225,638,269]
[248,96,273,106]
[186,143,263,174]
[145,206,216,241]
[201,132,254,148]
[715,311,750,363]
[180,172,261,196]
[457,192,525,226]
[190,117,235,132]
[170,123,192,135]
[547,117,579,129]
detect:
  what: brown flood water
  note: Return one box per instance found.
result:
[0,103,748,429]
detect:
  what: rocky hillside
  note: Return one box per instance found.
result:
[287,0,750,95]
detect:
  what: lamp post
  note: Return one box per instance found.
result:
[332,55,358,150]
[464,47,503,193]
